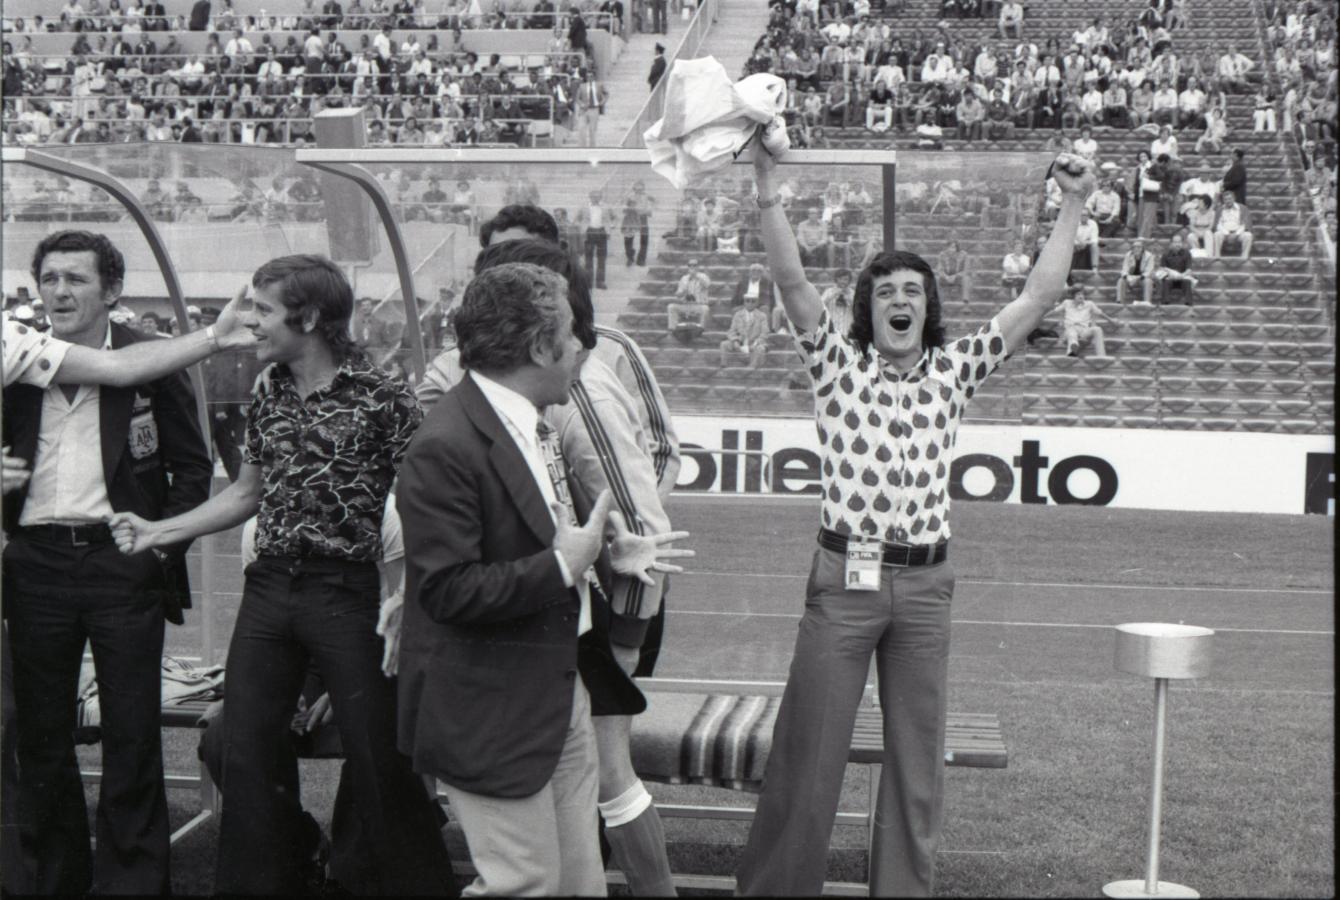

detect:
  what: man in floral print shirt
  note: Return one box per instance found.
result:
[736,142,1097,897]
[107,255,453,896]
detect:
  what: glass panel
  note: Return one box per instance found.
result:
[3,143,403,665]
[3,145,1051,660]
[894,150,1053,424]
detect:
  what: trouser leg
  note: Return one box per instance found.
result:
[85,587,169,894]
[214,566,311,895]
[869,561,955,898]
[1,622,33,895]
[296,565,454,896]
[637,225,649,264]
[736,548,885,896]
[8,580,92,896]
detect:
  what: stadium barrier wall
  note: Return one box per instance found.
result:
[672,415,1336,516]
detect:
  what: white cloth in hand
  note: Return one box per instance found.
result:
[644,57,790,189]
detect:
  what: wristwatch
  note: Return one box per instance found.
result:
[756,193,782,209]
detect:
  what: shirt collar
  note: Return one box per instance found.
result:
[270,351,380,397]
[877,346,931,382]
[470,369,539,441]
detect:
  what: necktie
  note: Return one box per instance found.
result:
[537,420,603,603]
[536,419,576,524]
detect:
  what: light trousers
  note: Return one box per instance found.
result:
[737,547,955,897]
[443,679,605,897]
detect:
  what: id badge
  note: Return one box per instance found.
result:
[844,537,883,592]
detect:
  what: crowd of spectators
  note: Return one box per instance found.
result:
[1260,0,1338,252]
[749,0,1246,145]
[1,0,630,146]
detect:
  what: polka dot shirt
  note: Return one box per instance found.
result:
[790,308,1009,544]
[2,318,70,389]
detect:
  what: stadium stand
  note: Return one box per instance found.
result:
[600,0,1336,433]
[1,0,1334,436]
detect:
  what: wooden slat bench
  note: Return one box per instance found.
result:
[450,688,1007,896]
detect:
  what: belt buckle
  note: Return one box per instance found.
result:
[67,526,90,548]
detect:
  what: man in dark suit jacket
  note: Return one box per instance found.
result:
[397,263,680,895]
[2,231,212,894]
[143,1,168,29]
[648,43,667,92]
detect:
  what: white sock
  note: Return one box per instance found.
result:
[597,781,653,828]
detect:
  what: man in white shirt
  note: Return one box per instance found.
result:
[1178,166,1219,220]
[1056,284,1116,357]
[224,28,253,60]
[1178,75,1206,129]
[372,24,393,61]
[1153,81,1179,125]
[1212,193,1253,258]
[4,230,213,894]
[921,47,953,83]
[718,293,770,370]
[1086,178,1122,236]
[1216,43,1254,93]
[1150,123,1179,160]
[667,258,711,342]
[1001,238,1031,289]
[1072,207,1101,269]
[998,0,1024,38]
[257,48,285,80]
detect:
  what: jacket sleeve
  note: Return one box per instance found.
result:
[557,388,670,643]
[152,367,213,526]
[398,426,571,626]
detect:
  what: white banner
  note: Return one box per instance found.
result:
[672,415,1336,516]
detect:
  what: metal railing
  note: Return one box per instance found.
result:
[619,0,719,149]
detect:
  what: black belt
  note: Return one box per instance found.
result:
[17,523,115,547]
[818,528,948,567]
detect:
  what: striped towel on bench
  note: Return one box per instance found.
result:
[629,693,782,791]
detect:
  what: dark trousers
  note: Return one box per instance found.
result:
[4,535,170,895]
[2,623,32,895]
[200,698,381,891]
[737,547,954,897]
[624,223,649,265]
[214,556,453,896]
[651,0,667,31]
[585,226,609,287]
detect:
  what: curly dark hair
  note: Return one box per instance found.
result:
[473,238,596,350]
[478,204,560,248]
[455,263,570,374]
[31,230,125,290]
[848,250,946,358]
[251,254,357,360]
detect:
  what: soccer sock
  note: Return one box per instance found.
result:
[598,782,677,896]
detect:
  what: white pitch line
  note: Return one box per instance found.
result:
[674,571,1333,596]
[670,609,1334,636]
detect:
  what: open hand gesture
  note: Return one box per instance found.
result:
[212,284,258,352]
[553,489,615,576]
[607,511,693,587]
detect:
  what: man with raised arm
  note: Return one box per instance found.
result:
[735,137,1096,897]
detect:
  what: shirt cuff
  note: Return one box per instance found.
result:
[553,549,576,588]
